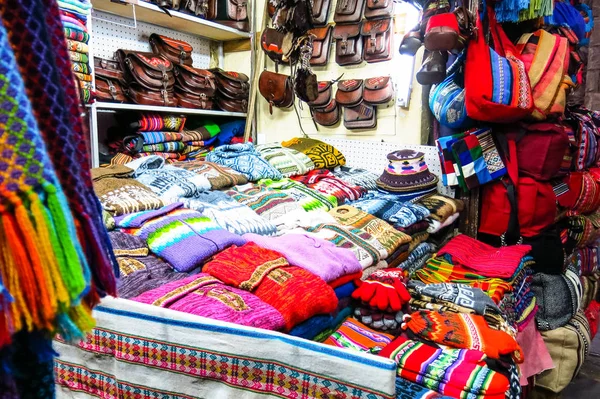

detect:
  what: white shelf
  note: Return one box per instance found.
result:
[89,101,247,117]
[92,0,251,41]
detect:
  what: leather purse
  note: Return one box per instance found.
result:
[334,0,366,24]
[259,70,294,114]
[95,75,127,103]
[174,87,214,109]
[182,0,217,19]
[216,96,248,113]
[309,26,333,66]
[126,84,177,107]
[149,34,193,66]
[363,76,394,104]
[312,0,332,27]
[312,98,341,126]
[344,102,377,129]
[116,50,175,91]
[335,79,364,107]
[211,68,250,100]
[261,28,296,64]
[333,23,363,66]
[217,0,247,21]
[215,20,250,31]
[308,81,333,107]
[94,57,124,82]
[361,18,393,63]
[364,0,394,20]
[174,65,217,97]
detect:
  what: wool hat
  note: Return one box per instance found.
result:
[376,150,439,193]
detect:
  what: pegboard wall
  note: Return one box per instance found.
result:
[322,138,454,196]
[91,10,211,67]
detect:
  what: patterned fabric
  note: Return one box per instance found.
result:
[70,61,90,73]
[226,183,304,221]
[394,377,452,399]
[68,50,88,62]
[417,195,464,222]
[292,169,367,204]
[206,143,282,182]
[259,177,338,211]
[281,137,346,169]
[142,142,186,153]
[136,114,186,132]
[63,27,89,42]
[332,166,379,191]
[256,143,315,177]
[397,243,435,274]
[324,318,394,354]
[173,160,248,189]
[351,191,431,228]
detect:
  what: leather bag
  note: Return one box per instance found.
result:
[116,50,175,91]
[334,0,366,24]
[311,98,340,126]
[335,79,364,107]
[183,0,217,19]
[94,57,125,82]
[259,70,294,114]
[211,69,250,100]
[364,76,394,104]
[95,75,127,103]
[126,84,177,107]
[174,65,217,97]
[312,0,332,26]
[361,17,393,63]
[364,0,394,20]
[217,0,247,21]
[215,20,250,32]
[307,81,333,108]
[344,102,377,129]
[149,34,193,66]
[174,87,214,109]
[309,26,333,66]
[216,96,248,113]
[333,23,363,65]
[261,28,296,64]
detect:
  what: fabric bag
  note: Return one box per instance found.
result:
[464,8,533,123]
[429,51,471,129]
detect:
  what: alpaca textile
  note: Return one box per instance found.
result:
[203,242,338,331]
[259,177,338,212]
[379,336,510,399]
[292,169,367,203]
[173,160,248,189]
[351,191,431,228]
[281,137,346,169]
[397,242,434,275]
[394,377,452,399]
[132,274,286,331]
[324,318,394,354]
[206,143,282,181]
[332,166,380,191]
[532,265,582,331]
[226,183,304,221]
[256,143,315,177]
[115,203,246,272]
[243,233,362,282]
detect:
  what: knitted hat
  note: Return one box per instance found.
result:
[532,265,582,331]
[376,150,439,193]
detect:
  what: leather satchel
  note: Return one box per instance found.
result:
[308,81,333,107]
[211,69,250,100]
[215,20,250,32]
[312,98,341,126]
[259,70,294,114]
[364,0,394,20]
[261,28,296,64]
[334,0,366,24]
[312,0,332,27]
[333,23,363,66]
[217,0,247,21]
[363,76,394,104]
[344,102,377,129]
[95,75,127,103]
[216,96,248,113]
[174,87,214,109]
[116,50,175,91]
[309,26,333,66]
[149,34,193,66]
[174,65,217,97]
[94,57,124,82]
[182,0,217,19]
[361,18,393,63]
[126,84,177,107]
[335,79,364,107]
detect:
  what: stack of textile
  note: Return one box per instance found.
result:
[259,177,338,211]
[58,0,92,103]
[292,169,367,204]
[206,143,282,181]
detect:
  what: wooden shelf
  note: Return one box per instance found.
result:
[89,101,247,117]
[92,0,252,41]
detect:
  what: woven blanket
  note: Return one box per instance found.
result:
[397,242,434,274]
[394,377,452,399]
[173,160,248,189]
[281,137,346,168]
[324,318,394,354]
[206,143,282,181]
[259,177,338,211]
[292,169,366,203]
[63,27,89,43]
[226,183,304,221]
[332,166,380,191]
[203,242,338,331]
[70,61,90,74]
[351,191,431,228]
[134,114,186,132]
[256,143,315,177]
[67,50,88,63]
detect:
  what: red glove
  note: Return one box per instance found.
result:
[352,270,411,311]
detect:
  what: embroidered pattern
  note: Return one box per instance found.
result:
[117,258,147,277]
[152,276,221,307]
[239,257,288,291]
[195,286,250,312]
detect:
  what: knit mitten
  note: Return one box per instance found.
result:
[352,269,411,311]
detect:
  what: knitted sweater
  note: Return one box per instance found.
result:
[281,137,346,169]
[350,191,431,228]
[172,160,248,189]
[259,177,338,211]
[418,194,465,222]
[292,169,366,204]
[206,143,282,181]
[332,166,379,191]
[256,143,315,177]
[226,183,304,221]
[115,203,246,272]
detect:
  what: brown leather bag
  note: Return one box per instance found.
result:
[95,76,127,103]
[312,98,341,126]
[211,69,250,100]
[116,50,175,91]
[182,0,217,19]
[344,102,377,129]
[361,18,393,63]
[333,23,363,66]
[174,65,217,97]
[215,20,250,32]
[309,26,333,66]
[364,0,394,20]
[334,0,366,24]
[308,81,333,107]
[335,79,364,107]
[94,57,125,82]
[216,96,248,113]
[363,76,394,104]
[259,71,294,114]
[126,84,178,107]
[261,28,296,64]
[149,34,193,66]
[216,0,247,21]
[312,0,332,27]
[174,87,214,109]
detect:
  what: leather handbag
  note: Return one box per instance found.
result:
[215,20,250,32]
[361,17,393,63]
[363,76,394,104]
[312,0,332,27]
[217,0,247,21]
[211,69,250,100]
[309,26,333,66]
[259,70,294,114]
[126,84,178,107]
[95,75,127,103]
[364,0,394,20]
[149,34,193,66]
[333,23,363,66]
[216,96,248,113]
[94,57,125,82]
[174,87,214,109]
[308,81,333,108]
[261,28,296,64]
[334,0,366,24]
[182,0,217,19]
[311,98,341,126]
[344,102,377,129]
[116,50,175,91]
[174,65,217,97]
[335,79,364,107]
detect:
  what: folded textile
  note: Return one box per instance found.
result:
[292,169,366,203]
[394,377,452,399]
[334,281,356,300]
[141,142,186,153]
[259,177,338,211]
[281,137,346,168]
[65,39,88,53]
[60,15,86,31]
[376,186,437,202]
[243,233,361,282]
[70,61,90,73]
[58,0,91,15]
[354,306,403,332]
[329,271,362,289]
[324,318,394,354]
[573,245,600,275]
[271,209,334,232]
[516,320,554,385]
[92,165,165,216]
[427,212,459,233]
[379,337,510,399]
[332,166,379,191]
[68,50,88,63]
[213,120,245,147]
[256,143,315,177]
[203,242,338,330]
[402,310,524,362]
[63,27,89,43]
[351,191,431,227]
[226,183,304,221]
[182,191,277,236]
[206,143,282,181]
[136,152,187,162]
[329,205,411,254]
[398,242,434,274]
[115,203,246,272]
[361,260,389,280]
[289,314,334,339]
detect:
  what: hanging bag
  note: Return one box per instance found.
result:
[429,51,471,129]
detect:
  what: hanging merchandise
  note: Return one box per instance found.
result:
[259,70,295,114]
[429,51,471,129]
[495,0,553,23]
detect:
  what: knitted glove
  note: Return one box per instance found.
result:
[352,269,411,311]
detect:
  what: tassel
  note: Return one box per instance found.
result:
[0,224,29,333]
